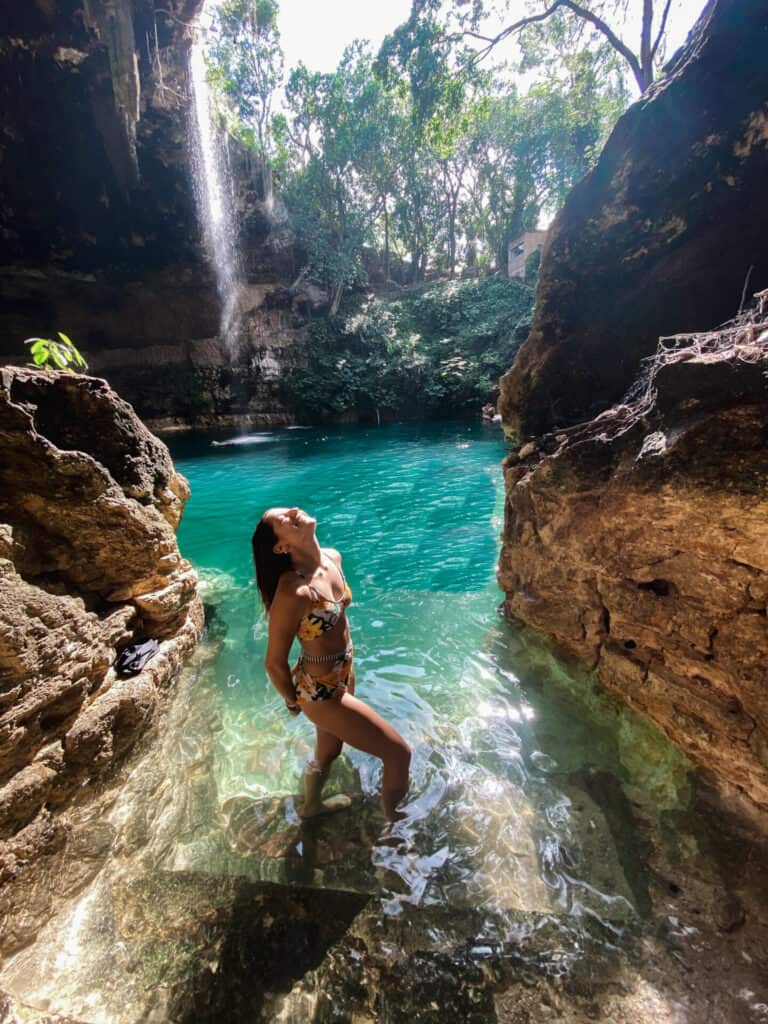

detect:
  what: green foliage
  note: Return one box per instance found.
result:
[201,2,633,306]
[282,157,369,300]
[283,276,534,421]
[206,0,284,195]
[24,333,88,373]
[381,0,667,99]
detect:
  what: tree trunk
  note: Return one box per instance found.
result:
[448,202,457,278]
[330,281,344,317]
[383,197,390,280]
[640,0,653,90]
[411,246,421,284]
[260,155,273,205]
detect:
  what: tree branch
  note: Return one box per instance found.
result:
[465,0,647,92]
[464,1,568,65]
[651,0,674,61]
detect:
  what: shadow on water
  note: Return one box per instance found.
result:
[161,876,368,1023]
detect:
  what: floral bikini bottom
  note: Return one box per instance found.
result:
[292,646,354,704]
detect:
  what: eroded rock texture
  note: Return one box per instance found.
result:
[499,335,768,807]
[500,0,768,438]
[0,367,202,854]
[0,0,309,427]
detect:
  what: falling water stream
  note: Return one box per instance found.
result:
[2,422,767,1023]
[188,4,242,352]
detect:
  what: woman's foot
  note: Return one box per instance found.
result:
[298,793,354,818]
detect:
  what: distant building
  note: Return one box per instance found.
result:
[507,230,547,279]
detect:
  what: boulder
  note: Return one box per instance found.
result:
[0,367,202,848]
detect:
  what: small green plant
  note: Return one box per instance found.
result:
[24,332,88,373]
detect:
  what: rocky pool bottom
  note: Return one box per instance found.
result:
[1,631,767,1024]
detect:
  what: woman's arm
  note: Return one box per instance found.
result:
[264,583,303,711]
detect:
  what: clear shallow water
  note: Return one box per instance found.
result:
[5,421,768,1023]
[169,421,689,916]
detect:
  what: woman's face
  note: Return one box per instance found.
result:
[267,507,316,553]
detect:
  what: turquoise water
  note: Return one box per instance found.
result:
[5,422,765,1024]
[169,420,691,923]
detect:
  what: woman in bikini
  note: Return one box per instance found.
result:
[252,507,411,820]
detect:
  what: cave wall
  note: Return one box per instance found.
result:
[0,367,203,868]
[500,0,768,438]
[499,336,768,809]
[0,0,307,427]
[498,0,768,812]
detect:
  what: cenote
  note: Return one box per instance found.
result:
[5,421,767,1022]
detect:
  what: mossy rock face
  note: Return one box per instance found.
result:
[501,0,768,437]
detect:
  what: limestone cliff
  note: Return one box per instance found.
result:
[0,0,310,428]
[499,307,768,808]
[500,0,768,439]
[498,0,768,812]
[0,367,203,864]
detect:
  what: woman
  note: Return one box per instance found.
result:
[252,507,411,820]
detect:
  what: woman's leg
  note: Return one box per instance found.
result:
[300,694,411,820]
[302,727,344,815]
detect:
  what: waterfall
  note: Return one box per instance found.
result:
[188,13,242,353]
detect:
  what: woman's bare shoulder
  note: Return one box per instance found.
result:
[323,547,343,566]
[273,570,309,607]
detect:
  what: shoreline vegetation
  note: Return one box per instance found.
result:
[283,274,535,424]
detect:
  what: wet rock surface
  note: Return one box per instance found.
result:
[499,329,768,810]
[0,367,202,867]
[500,0,768,438]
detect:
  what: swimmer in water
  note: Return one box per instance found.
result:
[252,507,411,820]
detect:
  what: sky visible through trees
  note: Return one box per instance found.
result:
[204,0,707,303]
[276,0,705,81]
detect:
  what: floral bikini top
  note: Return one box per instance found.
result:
[296,558,352,642]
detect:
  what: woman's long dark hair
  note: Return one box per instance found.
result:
[252,514,293,611]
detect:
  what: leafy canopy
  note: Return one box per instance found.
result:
[283,276,534,421]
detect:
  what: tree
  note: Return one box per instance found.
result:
[207,1,634,298]
[467,0,674,93]
[281,47,388,311]
[207,0,284,201]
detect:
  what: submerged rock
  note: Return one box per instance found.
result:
[0,368,202,859]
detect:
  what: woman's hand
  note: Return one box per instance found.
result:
[285,700,301,717]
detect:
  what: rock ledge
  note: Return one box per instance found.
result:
[0,367,203,861]
[499,322,768,808]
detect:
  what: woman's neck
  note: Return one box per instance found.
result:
[291,537,323,578]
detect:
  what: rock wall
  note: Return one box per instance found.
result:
[500,0,768,439]
[0,367,203,864]
[0,0,310,428]
[499,324,768,808]
[498,0,768,813]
